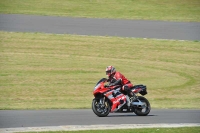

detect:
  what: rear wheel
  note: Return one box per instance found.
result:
[134,96,151,116]
[92,98,111,117]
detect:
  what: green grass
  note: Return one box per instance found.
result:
[23,127,200,133]
[0,31,200,110]
[0,0,200,22]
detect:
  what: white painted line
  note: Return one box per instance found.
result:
[1,123,200,133]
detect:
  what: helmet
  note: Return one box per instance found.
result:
[106,66,116,78]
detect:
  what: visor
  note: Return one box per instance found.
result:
[106,70,111,75]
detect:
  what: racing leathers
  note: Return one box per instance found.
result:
[107,71,134,97]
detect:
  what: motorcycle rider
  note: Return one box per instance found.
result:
[105,66,136,107]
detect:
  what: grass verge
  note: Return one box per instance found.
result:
[0,0,200,22]
[0,31,200,109]
[22,127,200,133]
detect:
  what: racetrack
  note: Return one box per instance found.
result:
[0,14,200,132]
[0,14,200,41]
[0,109,200,132]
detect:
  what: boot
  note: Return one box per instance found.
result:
[127,89,133,97]
[128,91,137,101]
[126,95,131,107]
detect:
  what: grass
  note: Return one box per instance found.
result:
[0,31,200,110]
[23,127,200,133]
[0,0,200,22]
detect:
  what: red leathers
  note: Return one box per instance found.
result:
[109,71,133,90]
[106,69,133,94]
[106,66,134,104]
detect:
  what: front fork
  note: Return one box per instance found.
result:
[98,97,107,109]
[99,97,105,105]
[96,97,109,113]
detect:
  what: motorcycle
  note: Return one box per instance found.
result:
[92,78,151,117]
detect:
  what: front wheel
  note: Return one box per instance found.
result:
[92,98,111,117]
[134,96,151,116]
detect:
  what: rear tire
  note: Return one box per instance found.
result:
[92,98,110,117]
[134,96,151,116]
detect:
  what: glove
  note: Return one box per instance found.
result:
[104,84,110,88]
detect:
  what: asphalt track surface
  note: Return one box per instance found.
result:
[0,14,200,131]
[1,109,200,128]
[0,14,200,40]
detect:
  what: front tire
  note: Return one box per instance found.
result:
[92,98,111,117]
[134,96,151,116]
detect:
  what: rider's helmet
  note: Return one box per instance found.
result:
[106,66,116,78]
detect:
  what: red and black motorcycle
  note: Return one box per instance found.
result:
[92,78,151,117]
